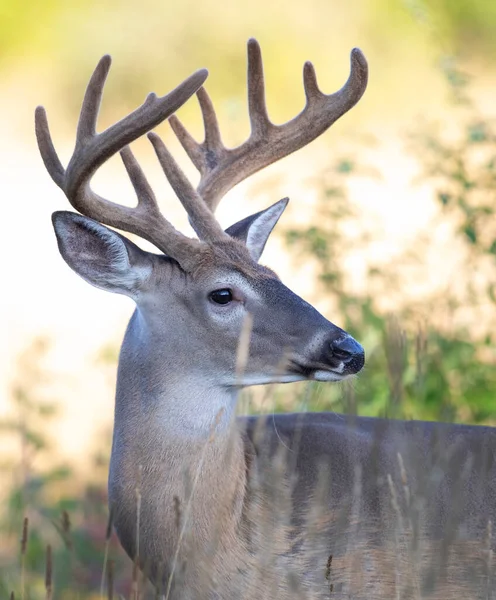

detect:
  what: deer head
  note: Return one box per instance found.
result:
[35,40,367,395]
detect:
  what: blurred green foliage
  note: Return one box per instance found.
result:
[420,0,496,56]
[283,64,496,424]
[0,340,138,599]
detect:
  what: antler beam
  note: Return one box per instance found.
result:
[35,55,228,265]
[170,39,368,212]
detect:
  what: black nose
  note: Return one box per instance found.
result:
[331,336,364,365]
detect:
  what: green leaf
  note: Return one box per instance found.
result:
[467,122,487,143]
[463,224,477,244]
[45,465,72,482]
[336,159,354,174]
[438,192,451,206]
[488,284,496,304]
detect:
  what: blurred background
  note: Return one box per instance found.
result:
[2,0,496,596]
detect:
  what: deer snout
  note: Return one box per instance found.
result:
[329,335,365,374]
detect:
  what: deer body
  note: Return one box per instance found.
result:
[110,318,496,598]
[36,41,496,598]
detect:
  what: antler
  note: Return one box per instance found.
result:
[170,39,368,212]
[35,55,229,267]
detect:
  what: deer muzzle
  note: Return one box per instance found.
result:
[329,335,365,375]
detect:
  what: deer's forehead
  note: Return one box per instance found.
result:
[153,248,278,291]
[190,242,278,281]
[195,264,279,291]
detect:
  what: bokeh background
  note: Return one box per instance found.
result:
[2,0,496,596]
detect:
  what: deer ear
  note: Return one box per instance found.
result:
[52,211,153,298]
[225,197,289,261]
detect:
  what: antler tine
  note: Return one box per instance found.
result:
[169,39,368,213]
[147,132,227,243]
[35,55,113,188]
[76,54,111,144]
[302,47,368,116]
[35,106,65,188]
[169,86,226,176]
[118,147,201,261]
[35,55,209,264]
[196,88,224,155]
[246,38,271,137]
[120,146,157,210]
[302,61,321,101]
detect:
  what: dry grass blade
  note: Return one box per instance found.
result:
[173,495,182,532]
[61,510,72,550]
[131,558,140,600]
[414,323,427,393]
[325,554,334,594]
[20,517,28,554]
[107,559,114,600]
[387,473,403,599]
[135,464,143,563]
[236,312,254,383]
[385,317,408,411]
[45,544,53,600]
[397,452,421,599]
[100,505,114,598]
[20,516,28,600]
[154,562,165,599]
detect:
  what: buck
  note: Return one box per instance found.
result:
[36,40,496,599]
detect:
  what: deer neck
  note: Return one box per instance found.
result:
[108,308,248,579]
[114,309,239,432]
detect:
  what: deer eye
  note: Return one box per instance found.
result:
[209,289,233,305]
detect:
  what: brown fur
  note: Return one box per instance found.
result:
[190,238,278,281]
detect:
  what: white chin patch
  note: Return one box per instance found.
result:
[230,363,348,387]
[313,370,346,382]
[236,373,307,386]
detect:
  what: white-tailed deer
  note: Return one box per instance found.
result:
[36,41,496,599]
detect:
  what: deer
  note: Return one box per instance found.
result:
[35,40,496,599]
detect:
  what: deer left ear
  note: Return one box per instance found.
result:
[225,197,289,261]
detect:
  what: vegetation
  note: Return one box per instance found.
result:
[3,78,495,593]
[281,61,496,424]
[2,3,496,596]
[0,339,137,598]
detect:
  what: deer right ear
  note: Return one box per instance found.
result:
[225,197,289,262]
[52,211,153,297]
